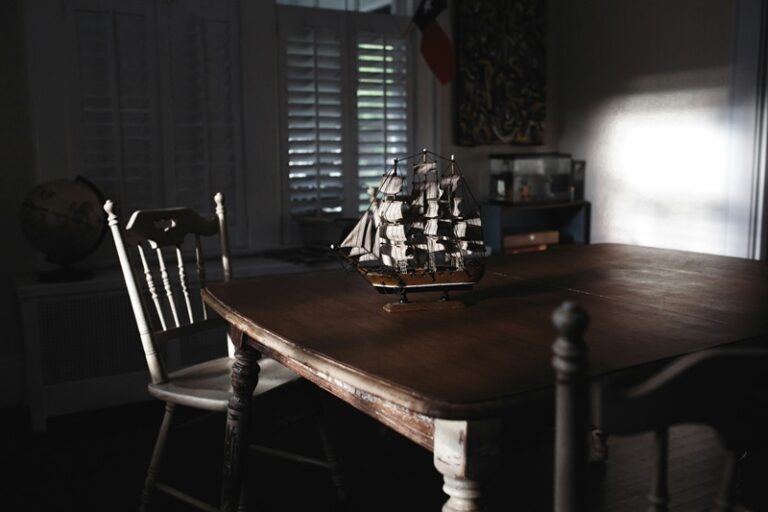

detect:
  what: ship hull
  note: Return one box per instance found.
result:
[350,260,485,295]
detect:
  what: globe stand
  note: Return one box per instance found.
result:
[38,263,94,284]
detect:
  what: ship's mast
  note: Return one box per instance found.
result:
[378,159,411,272]
[438,155,465,270]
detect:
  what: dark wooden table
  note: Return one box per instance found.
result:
[202,244,768,511]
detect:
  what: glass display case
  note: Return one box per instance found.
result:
[490,153,579,204]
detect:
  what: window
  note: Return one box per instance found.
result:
[278,5,413,222]
[356,34,409,210]
[283,27,345,215]
[51,0,246,246]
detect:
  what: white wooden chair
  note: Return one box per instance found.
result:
[104,193,344,511]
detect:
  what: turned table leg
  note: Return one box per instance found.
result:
[221,334,260,512]
[434,419,501,512]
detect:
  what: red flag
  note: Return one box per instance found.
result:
[413,0,456,84]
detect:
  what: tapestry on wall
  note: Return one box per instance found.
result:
[455,0,547,146]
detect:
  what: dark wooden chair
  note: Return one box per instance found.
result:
[104,193,344,511]
[551,301,768,512]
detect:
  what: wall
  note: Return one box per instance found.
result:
[0,0,36,404]
[551,0,748,256]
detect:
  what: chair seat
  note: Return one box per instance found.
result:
[148,356,300,412]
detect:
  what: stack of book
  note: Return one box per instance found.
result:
[503,230,560,254]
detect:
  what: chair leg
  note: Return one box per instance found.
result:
[140,402,176,511]
[316,397,347,503]
[237,412,253,512]
[237,474,249,512]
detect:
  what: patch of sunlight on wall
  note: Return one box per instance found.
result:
[590,87,731,255]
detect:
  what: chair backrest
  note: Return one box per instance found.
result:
[551,301,768,512]
[104,193,232,385]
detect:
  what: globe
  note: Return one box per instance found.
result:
[20,177,107,281]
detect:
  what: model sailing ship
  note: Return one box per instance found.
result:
[336,149,485,305]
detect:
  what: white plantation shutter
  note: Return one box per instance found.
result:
[282,23,346,216]
[69,0,161,214]
[278,7,412,225]
[356,33,409,210]
[160,0,245,243]
[62,0,246,250]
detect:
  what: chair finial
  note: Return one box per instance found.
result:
[104,200,118,225]
[214,192,225,215]
[552,301,590,377]
[553,301,589,339]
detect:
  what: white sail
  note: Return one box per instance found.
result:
[380,200,406,222]
[371,198,382,228]
[359,253,379,262]
[379,175,404,195]
[382,224,408,242]
[427,238,446,253]
[340,211,380,259]
[340,213,370,249]
[413,162,437,175]
[424,219,439,236]
[381,242,409,267]
[451,197,463,217]
[440,175,461,192]
[425,201,440,218]
[372,225,381,257]
[454,221,467,238]
[426,181,440,200]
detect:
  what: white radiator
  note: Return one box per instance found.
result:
[17,257,316,431]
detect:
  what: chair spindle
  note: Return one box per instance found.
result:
[195,235,208,320]
[714,450,738,512]
[176,246,194,323]
[648,428,670,512]
[215,192,232,281]
[155,246,181,328]
[138,243,168,331]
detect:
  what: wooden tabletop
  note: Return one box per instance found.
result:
[202,244,768,419]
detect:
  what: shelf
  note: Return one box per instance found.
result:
[481,201,591,255]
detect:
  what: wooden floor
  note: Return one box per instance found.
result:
[1,395,766,511]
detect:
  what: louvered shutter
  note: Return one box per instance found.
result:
[160,0,245,243]
[282,24,345,216]
[355,32,409,210]
[69,0,161,214]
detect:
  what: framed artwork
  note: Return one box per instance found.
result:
[455,0,547,146]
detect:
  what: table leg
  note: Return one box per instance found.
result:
[434,419,501,512]
[221,338,260,512]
